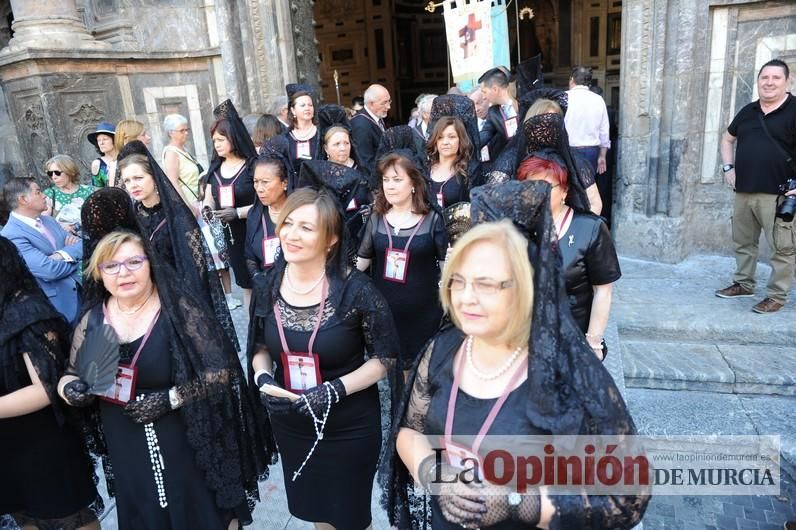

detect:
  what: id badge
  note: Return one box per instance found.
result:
[219,184,235,208]
[480,144,490,162]
[346,196,358,212]
[296,141,312,160]
[445,439,483,475]
[384,248,410,283]
[262,236,279,267]
[436,192,445,208]
[280,352,322,393]
[99,363,137,405]
[504,116,518,138]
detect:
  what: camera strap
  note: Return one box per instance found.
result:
[757,113,796,175]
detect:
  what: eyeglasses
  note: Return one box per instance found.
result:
[46,170,63,177]
[448,275,514,295]
[98,255,148,275]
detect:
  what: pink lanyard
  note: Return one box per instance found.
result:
[273,280,328,356]
[444,340,529,454]
[383,214,425,251]
[213,165,245,192]
[102,306,162,368]
[149,219,167,241]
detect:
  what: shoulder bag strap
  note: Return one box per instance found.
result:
[757,113,796,174]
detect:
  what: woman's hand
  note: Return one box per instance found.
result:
[291,379,347,417]
[214,208,238,223]
[256,371,292,415]
[62,379,95,407]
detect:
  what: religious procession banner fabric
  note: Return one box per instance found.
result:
[443,0,494,83]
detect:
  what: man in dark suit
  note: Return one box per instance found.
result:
[478,66,519,165]
[412,94,437,155]
[1,177,83,323]
[351,83,391,183]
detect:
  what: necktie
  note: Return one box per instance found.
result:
[36,218,58,250]
[378,118,386,132]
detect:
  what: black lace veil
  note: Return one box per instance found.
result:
[76,188,273,522]
[206,99,258,185]
[259,134,298,192]
[316,104,361,168]
[515,53,544,96]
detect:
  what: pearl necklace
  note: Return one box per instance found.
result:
[465,336,525,380]
[285,264,326,295]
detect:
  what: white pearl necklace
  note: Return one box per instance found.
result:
[285,264,326,295]
[291,382,341,481]
[141,396,168,508]
[465,336,525,380]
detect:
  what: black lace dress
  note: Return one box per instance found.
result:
[96,308,229,529]
[0,292,98,527]
[209,162,256,289]
[358,212,448,369]
[558,213,621,333]
[136,202,174,265]
[250,268,399,529]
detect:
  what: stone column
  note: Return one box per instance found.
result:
[6,0,108,51]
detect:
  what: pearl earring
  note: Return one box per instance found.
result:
[411,187,415,194]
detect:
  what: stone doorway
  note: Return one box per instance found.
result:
[313,0,624,120]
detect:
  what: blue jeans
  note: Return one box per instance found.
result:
[572,145,600,175]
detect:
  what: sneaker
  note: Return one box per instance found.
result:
[715,283,754,298]
[752,297,784,314]
[227,297,242,310]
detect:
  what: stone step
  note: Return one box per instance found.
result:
[622,340,796,395]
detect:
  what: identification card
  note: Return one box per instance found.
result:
[99,363,137,405]
[504,116,518,138]
[219,184,235,208]
[346,197,358,212]
[296,140,312,160]
[262,236,279,267]
[445,439,483,475]
[384,248,410,283]
[280,352,322,393]
[436,192,445,208]
[480,144,490,162]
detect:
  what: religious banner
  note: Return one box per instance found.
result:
[443,0,494,83]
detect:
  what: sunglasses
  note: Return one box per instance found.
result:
[46,170,64,177]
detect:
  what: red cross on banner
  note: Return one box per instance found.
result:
[459,13,483,58]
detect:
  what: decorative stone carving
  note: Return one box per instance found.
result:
[4,0,109,52]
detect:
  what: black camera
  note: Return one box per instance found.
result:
[777,178,796,222]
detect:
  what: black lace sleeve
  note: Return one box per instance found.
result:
[399,339,433,433]
[19,321,66,412]
[357,214,376,259]
[349,271,399,368]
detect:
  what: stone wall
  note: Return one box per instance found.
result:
[615,0,796,262]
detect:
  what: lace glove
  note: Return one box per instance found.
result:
[292,379,347,418]
[255,371,292,416]
[123,390,171,424]
[468,482,542,527]
[417,454,487,528]
[62,379,95,407]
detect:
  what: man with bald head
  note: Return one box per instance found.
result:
[351,83,391,183]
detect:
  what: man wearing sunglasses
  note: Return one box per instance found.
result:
[1,177,83,323]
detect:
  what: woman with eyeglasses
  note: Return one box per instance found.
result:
[43,154,95,234]
[383,182,649,530]
[58,228,268,529]
[162,113,203,205]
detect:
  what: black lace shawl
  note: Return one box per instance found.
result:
[380,181,650,529]
[259,134,298,192]
[206,99,258,191]
[515,53,544,96]
[118,140,240,351]
[428,94,483,187]
[75,193,273,523]
[315,104,361,168]
[375,125,429,176]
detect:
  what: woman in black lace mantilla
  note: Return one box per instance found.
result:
[0,236,100,530]
[380,181,650,529]
[249,187,400,529]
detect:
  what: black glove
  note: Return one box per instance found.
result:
[123,390,171,424]
[292,378,347,417]
[63,379,95,407]
[256,372,292,416]
[213,208,238,223]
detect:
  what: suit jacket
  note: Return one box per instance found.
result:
[350,109,384,183]
[1,214,83,323]
[412,124,428,159]
[479,104,516,163]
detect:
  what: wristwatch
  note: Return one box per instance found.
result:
[507,491,522,520]
[722,164,734,173]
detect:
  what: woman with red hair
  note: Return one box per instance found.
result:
[517,152,620,360]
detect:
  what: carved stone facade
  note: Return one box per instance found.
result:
[615,0,796,260]
[0,0,319,181]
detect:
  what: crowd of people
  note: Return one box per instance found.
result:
[0,59,647,530]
